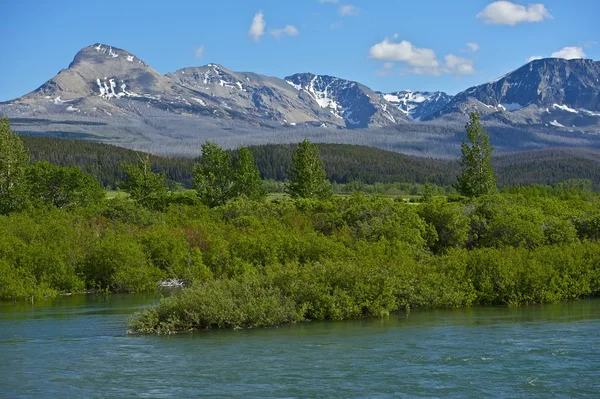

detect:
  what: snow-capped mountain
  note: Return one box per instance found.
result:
[283,73,408,128]
[11,44,213,118]
[1,43,599,154]
[425,58,600,129]
[380,91,452,121]
[1,43,407,133]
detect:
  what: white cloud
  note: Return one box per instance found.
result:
[369,37,439,71]
[526,46,586,62]
[551,46,586,59]
[465,42,480,52]
[194,45,205,59]
[270,25,300,40]
[527,55,543,62]
[370,37,477,76]
[248,11,266,41]
[444,54,475,75]
[477,1,552,25]
[339,4,360,16]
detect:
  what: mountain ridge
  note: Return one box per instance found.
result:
[426,58,600,128]
[2,43,600,157]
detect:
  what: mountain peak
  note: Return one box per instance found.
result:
[69,43,144,68]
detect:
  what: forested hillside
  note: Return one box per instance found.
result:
[21,136,195,189]
[19,136,600,190]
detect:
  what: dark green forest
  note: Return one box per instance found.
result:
[20,136,600,190]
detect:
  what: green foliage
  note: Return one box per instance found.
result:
[194,142,235,207]
[121,155,168,211]
[130,272,301,334]
[286,139,332,200]
[82,231,163,292]
[0,117,29,214]
[419,199,470,253]
[0,158,599,332]
[232,147,266,201]
[455,113,497,198]
[25,161,105,209]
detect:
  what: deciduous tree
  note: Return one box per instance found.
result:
[232,147,266,201]
[121,155,168,210]
[25,162,105,209]
[0,117,29,214]
[194,142,235,207]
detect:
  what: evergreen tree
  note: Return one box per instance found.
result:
[286,139,332,199]
[0,117,29,214]
[121,155,168,210]
[232,147,266,201]
[455,113,497,198]
[194,142,234,207]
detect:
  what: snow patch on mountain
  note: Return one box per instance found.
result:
[500,103,524,111]
[382,91,452,120]
[553,104,578,113]
[53,96,71,105]
[96,78,140,99]
[285,80,302,91]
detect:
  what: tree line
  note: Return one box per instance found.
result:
[19,133,600,191]
[1,117,333,214]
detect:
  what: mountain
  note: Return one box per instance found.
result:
[283,73,407,128]
[13,44,198,117]
[426,58,600,130]
[1,44,600,158]
[380,91,452,121]
[1,43,407,135]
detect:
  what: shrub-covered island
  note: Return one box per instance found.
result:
[0,116,599,334]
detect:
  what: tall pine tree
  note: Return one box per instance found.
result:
[286,139,332,200]
[454,113,497,198]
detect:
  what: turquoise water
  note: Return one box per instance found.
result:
[1,294,599,398]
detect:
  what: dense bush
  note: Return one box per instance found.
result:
[1,188,599,333]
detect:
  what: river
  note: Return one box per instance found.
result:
[1,294,599,398]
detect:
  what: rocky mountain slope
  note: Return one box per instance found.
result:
[283,73,407,128]
[426,58,600,130]
[2,43,409,132]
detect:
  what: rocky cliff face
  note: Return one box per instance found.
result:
[426,58,600,128]
[284,73,408,128]
[380,91,452,121]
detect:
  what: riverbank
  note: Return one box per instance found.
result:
[2,189,600,332]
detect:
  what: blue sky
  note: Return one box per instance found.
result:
[1,0,597,101]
